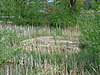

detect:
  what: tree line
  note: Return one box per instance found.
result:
[0,0,99,25]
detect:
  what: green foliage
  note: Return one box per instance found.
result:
[0,0,81,26]
[0,47,21,64]
[0,0,100,74]
[0,0,99,26]
[0,28,19,49]
[76,12,100,74]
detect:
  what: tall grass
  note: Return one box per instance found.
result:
[0,19,100,74]
[0,25,79,75]
[76,11,100,74]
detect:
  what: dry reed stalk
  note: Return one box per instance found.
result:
[44,60,48,75]
[69,63,77,75]
[4,61,16,75]
[6,65,9,75]
[52,67,56,75]
[73,64,77,75]
[81,68,85,75]
[23,64,26,75]
[51,46,54,54]
[53,62,57,75]
[30,55,35,70]
[50,64,53,75]
[20,57,27,75]
[59,67,64,75]
[80,62,85,75]
[15,64,18,75]
[65,64,68,75]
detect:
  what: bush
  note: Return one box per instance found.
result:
[76,12,100,74]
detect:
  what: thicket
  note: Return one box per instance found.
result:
[0,0,99,26]
[76,12,100,74]
[0,0,86,26]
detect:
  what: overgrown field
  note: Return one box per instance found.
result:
[0,0,100,75]
[0,24,79,75]
[0,12,100,75]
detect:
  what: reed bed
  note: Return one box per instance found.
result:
[0,24,99,75]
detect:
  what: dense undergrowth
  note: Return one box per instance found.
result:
[0,12,100,74]
[0,0,100,75]
[76,11,100,74]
